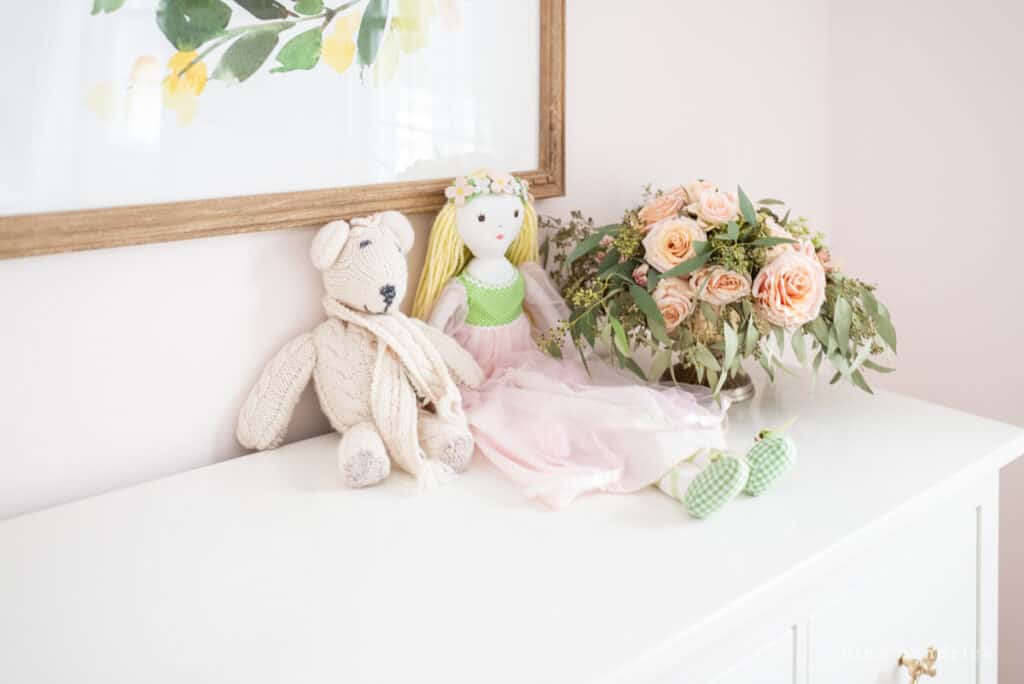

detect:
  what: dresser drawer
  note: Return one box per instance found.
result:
[809,493,981,683]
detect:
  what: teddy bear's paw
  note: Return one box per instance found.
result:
[340,447,391,488]
[437,433,474,473]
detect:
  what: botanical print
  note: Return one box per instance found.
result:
[89,0,461,126]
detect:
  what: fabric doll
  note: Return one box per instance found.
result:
[410,170,748,510]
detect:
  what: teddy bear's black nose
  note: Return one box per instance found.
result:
[380,284,396,309]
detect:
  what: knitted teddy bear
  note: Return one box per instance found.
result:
[237,211,484,488]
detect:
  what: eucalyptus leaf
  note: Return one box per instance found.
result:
[772,325,785,356]
[610,317,629,357]
[791,327,807,366]
[829,371,842,385]
[744,316,759,356]
[695,345,721,371]
[717,323,738,393]
[699,301,719,326]
[648,349,672,383]
[863,359,896,374]
[757,198,785,205]
[809,316,829,347]
[659,250,711,280]
[738,186,757,227]
[812,349,824,374]
[724,220,739,241]
[834,296,852,353]
[707,367,720,392]
[750,237,798,248]
[565,226,620,268]
[850,369,874,394]
[630,285,670,346]
[875,314,898,353]
[758,353,775,382]
[596,249,620,273]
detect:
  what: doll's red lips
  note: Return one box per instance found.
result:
[496,233,505,240]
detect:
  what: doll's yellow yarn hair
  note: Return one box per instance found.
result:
[412,184,539,320]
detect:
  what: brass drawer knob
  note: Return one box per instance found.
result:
[899,646,938,683]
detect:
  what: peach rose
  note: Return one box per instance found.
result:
[684,180,717,206]
[641,217,706,272]
[653,277,696,332]
[689,265,752,306]
[632,263,649,287]
[688,189,739,226]
[816,247,838,274]
[638,193,684,225]
[752,250,827,329]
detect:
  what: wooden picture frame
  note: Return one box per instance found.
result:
[0,0,564,260]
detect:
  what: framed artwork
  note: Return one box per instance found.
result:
[0,0,564,258]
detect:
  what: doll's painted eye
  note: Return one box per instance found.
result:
[359,239,371,248]
[514,209,520,218]
[477,213,486,223]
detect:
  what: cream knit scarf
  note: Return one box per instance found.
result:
[323,297,467,484]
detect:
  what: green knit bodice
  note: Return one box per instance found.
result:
[458,270,525,327]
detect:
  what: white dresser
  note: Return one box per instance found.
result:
[1,375,1021,683]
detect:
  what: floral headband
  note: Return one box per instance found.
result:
[443,171,530,206]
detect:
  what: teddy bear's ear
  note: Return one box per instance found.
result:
[311,220,350,271]
[377,210,415,255]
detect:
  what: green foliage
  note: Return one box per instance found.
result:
[234,0,292,19]
[271,27,323,71]
[157,0,233,51]
[213,28,285,82]
[91,0,126,14]
[357,0,390,67]
[293,0,324,13]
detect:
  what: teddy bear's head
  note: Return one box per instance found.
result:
[311,210,415,314]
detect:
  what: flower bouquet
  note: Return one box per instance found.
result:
[539,181,897,395]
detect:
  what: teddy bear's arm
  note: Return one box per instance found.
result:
[409,318,484,389]
[237,333,317,451]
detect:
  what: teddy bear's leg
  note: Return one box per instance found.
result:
[417,410,475,473]
[338,422,391,488]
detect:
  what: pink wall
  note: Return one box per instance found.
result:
[827,1,1024,679]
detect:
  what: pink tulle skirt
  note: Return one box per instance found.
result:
[451,314,727,508]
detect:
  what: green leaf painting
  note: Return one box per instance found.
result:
[213,30,284,83]
[234,0,293,20]
[294,0,325,14]
[272,27,323,72]
[91,0,126,14]
[357,0,391,68]
[157,0,232,52]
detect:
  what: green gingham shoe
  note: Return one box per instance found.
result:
[743,431,797,496]
[684,453,749,519]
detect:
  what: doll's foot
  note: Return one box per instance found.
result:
[743,431,797,496]
[339,423,391,488]
[684,453,750,519]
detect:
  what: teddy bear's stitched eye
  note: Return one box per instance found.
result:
[477,213,486,223]
[359,239,372,248]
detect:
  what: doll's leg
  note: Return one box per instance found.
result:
[338,422,391,488]
[418,410,474,473]
[743,432,797,496]
[657,449,749,519]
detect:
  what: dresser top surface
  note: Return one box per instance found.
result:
[1,374,1021,684]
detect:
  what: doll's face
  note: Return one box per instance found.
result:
[455,193,525,259]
